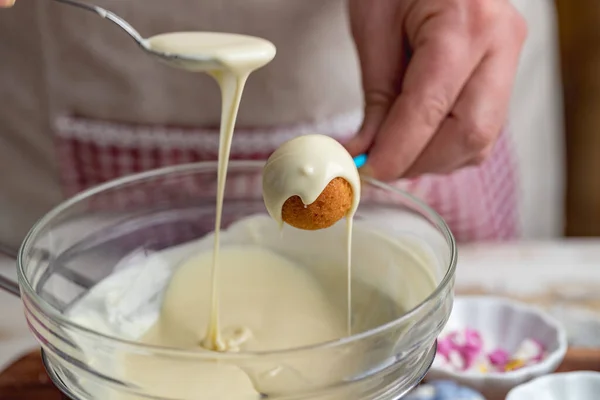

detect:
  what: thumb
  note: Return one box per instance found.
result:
[0,0,15,7]
[345,0,407,157]
[344,92,393,157]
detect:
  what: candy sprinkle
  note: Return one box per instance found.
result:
[488,349,510,369]
[435,328,547,373]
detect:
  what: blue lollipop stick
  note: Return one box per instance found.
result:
[353,154,368,169]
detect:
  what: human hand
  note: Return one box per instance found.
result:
[0,0,15,8]
[345,0,527,181]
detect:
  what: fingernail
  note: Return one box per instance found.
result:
[0,0,16,7]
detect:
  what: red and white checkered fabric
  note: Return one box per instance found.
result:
[54,113,519,243]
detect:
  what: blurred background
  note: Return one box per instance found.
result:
[556,0,600,237]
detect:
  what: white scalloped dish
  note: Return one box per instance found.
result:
[507,371,600,399]
[427,296,568,399]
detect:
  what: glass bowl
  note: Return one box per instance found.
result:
[17,161,456,400]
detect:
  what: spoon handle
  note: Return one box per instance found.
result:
[51,0,147,48]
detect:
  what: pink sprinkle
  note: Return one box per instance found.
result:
[447,331,462,347]
[436,328,546,373]
[461,348,480,369]
[437,337,455,360]
[488,349,510,368]
[464,328,483,352]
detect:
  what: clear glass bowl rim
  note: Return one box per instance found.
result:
[17,160,457,359]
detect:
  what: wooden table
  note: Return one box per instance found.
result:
[0,351,64,400]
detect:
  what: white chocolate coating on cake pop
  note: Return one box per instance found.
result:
[262,134,361,227]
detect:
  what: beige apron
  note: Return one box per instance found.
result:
[0,0,363,249]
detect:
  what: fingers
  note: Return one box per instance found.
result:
[344,90,396,157]
[402,54,509,177]
[0,0,15,7]
[345,0,407,156]
[403,9,527,177]
[364,27,482,181]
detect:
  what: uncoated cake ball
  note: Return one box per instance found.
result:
[282,177,353,230]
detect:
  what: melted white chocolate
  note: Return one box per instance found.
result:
[148,32,276,351]
[262,134,361,334]
[150,246,346,352]
[147,32,276,74]
[66,213,439,400]
[262,134,361,227]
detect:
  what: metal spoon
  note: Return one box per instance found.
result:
[52,0,222,70]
